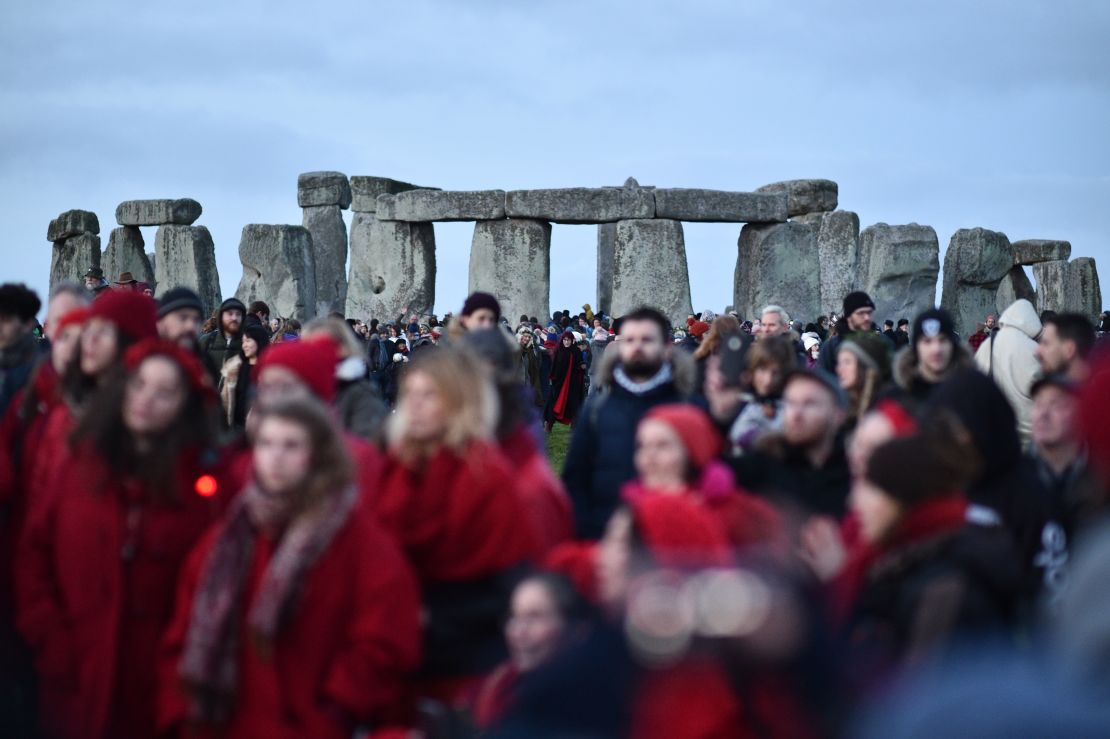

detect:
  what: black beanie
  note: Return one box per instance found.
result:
[911,308,957,346]
[461,291,501,320]
[220,297,247,314]
[157,287,204,318]
[842,291,875,316]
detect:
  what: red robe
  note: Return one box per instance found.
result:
[15,445,229,739]
[158,501,422,739]
[499,425,573,556]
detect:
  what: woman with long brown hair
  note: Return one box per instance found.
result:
[160,397,421,738]
[372,346,539,707]
[16,340,226,739]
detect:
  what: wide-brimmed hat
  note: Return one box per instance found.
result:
[115,271,138,285]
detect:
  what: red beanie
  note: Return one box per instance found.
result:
[88,289,158,342]
[257,336,339,402]
[643,404,723,470]
[689,320,711,338]
[629,496,732,569]
[53,306,89,335]
[874,399,917,437]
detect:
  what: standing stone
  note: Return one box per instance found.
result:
[794,210,860,314]
[597,223,617,316]
[611,219,693,323]
[235,225,317,321]
[303,205,348,316]
[47,209,100,242]
[103,227,154,285]
[756,180,838,217]
[297,172,353,209]
[115,199,202,227]
[49,233,101,289]
[1033,260,1069,315]
[996,266,1037,313]
[1066,258,1102,319]
[941,228,1013,338]
[734,222,820,325]
[346,215,436,321]
[154,225,221,314]
[856,223,939,325]
[469,219,552,323]
[1012,239,1071,266]
[147,251,156,277]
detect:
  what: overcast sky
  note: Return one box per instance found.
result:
[3,0,1107,319]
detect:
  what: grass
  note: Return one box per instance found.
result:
[545,422,573,475]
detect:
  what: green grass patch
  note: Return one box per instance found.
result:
[545,422,573,475]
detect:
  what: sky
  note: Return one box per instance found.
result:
[3,0,1108,319]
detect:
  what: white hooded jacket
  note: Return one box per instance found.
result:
[975,298,1042,444]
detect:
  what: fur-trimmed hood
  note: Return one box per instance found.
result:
[590,341,698,397]
[892,341,973,393]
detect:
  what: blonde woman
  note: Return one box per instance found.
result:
[371,347,539,707]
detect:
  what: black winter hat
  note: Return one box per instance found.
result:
[157,287,204,318]
[842,291,875,316]
[0,283,41,321]
[220,297,247,314]
[912,308,957,347]
[461,291,501,320]
[840,331,892,381]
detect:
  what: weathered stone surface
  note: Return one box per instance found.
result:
[103,227,154,284]
[47,209,99,241]
[350,176,436,212]
[302,205,348,317]
[154,225,222,314]
[611,219,693,323]
[996,266,1037,314]
[235,225,317,321]
[1066,258,1102,319]
[1033,261,1069,316]
[345,215,436,320]
[756,179,838,217]
[653,189,787,223]
[794,210,860,314]
[297,171,352,209]
[115,199,202,227]
[941,227,1013,338]
[734,222,820,325]
[376,190,506,222]
[504,186,654,224]
[596,223,617,315]
[49,233,101,288]
[147,251,156,276]
[1011,239,1071,266]
[856,223,939,325]
[469,219,552,323]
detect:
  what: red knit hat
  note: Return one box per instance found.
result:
[643,404,723,470]
[257,336,339,402]
[123,339,216,402]
[874,399,917,437]
[689,320,711,338]
[52,306,89,335]
[629,496,732,569]
[88,289,158,342]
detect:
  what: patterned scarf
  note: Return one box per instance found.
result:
[177,481,359,723]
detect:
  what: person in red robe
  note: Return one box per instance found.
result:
[159,396,422,739]
[544,330,586,432]
[16,339,228,739]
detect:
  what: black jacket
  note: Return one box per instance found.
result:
[198,330,241,385]
[730,434,852,519]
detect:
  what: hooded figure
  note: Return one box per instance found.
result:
[974,298,1041,444]
[545,330,586,430]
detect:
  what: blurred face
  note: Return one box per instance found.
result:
[242,334,259,359]
[562,335,573,348]
[253,416,312,496]
[985,315,996,330]
[463,308,498,330]
[846,307,873,332]
[597,509,633,610]
[917,336,954,380]
[752,364,781,397]
[619,319,668,378]
[850,478,903,544]
[269,318,281,332]
[80,318,120,376]
[44,292,83,340]
[221,308,243,335]
[400,371,447,442]
[506,581,566,672]
[750,319,762,335]
[51,323,83,373]
[122,356,187,436]
[848,412,896,479]
[836,350,860,390]
[760,312,784,338]
[808,344,820,359]
[1031,386,1078,449]
[0,314,31,350]
[84,277,99,290]
[519,332,532,348]
[635,419,688,491]
[158,308,203,347]
[256,366,311,407]
[782,378,841,447]
[1035,323,1073,374]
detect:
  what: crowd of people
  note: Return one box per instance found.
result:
[1,271,1109,738]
